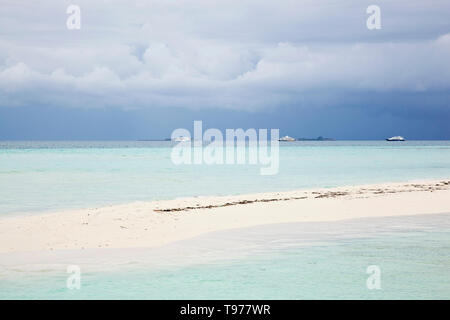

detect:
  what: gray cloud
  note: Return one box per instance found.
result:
[0,0,449,111]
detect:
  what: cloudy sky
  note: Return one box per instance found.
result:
[0,0,449,139]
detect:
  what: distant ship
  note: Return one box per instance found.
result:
[172,136,191,142]
[278,135,296,141]
[386,136,405,141]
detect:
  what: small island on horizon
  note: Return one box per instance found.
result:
[140,136,337,142]
[297,136,335,141]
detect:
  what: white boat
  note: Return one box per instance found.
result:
[172,136,191,142]
[278,135,296,142]
[386,136,405,141]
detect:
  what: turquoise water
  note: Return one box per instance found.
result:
[1,140,449,215]
[1,214,449,299]
[1,141,449,299]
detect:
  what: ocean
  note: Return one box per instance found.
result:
[1,213,449,299]
[1,140,449,215]
[0,140,449,299]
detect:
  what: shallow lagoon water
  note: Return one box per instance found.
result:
[1,141,449,299]
[1,140,449,215]
[1,214,449,299]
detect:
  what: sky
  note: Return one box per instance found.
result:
[0,0,449,140]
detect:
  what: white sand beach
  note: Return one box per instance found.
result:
[0,179,449,254]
